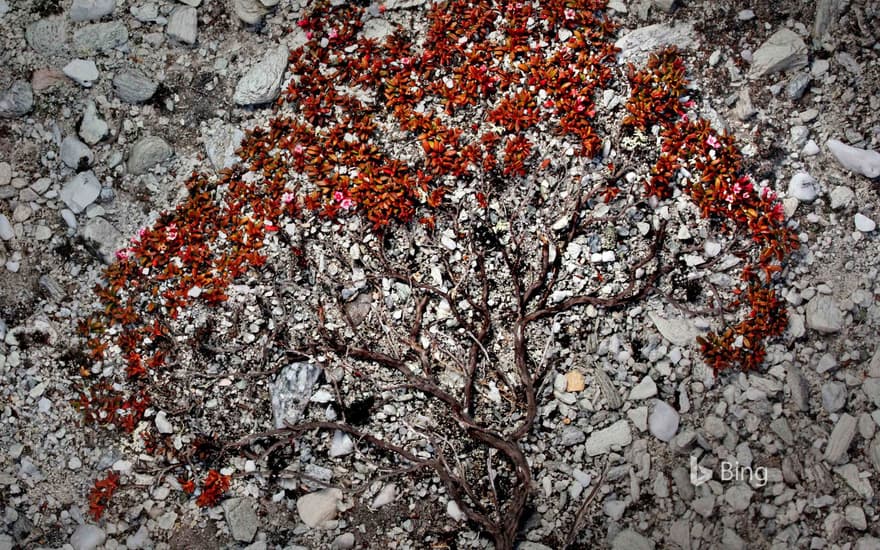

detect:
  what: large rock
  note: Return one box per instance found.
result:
[296,489,342,528]
[202,122,245,170]
[584,419,632,456]
[69,525,106,550]
[60,171,101,213]
[166,6,198,45]
[648,311,699,346]
[232,0,270,25]
[0,81,34,119]
[826,139,880,179]
[649,400,680,442]
[270,362,322,428]
[813,0,843,43]
[70,0,115,21]
[805,295,843,334]
[232,44,288,106]
[80,217,124,264]
[63,59,100,87]
[79,100,109,144]
[0,214,14,240]
[222,498,258,542]
[749,28,808,78]
[60,136,94,171]
[614,23,694,65]
[25,17,68,55]
[127,136,173,175]
[113,70,158,103]
[824,413,856,465]
[72,21,128,54]
[612,529,655,550]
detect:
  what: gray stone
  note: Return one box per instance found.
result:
[60,171,101,213]
[270,362,322,428]
[863,379,880,408]
[232,0,270,25]
[70,0,115,21]
[296,489,342,527]
[813,0,843,43]
[26,17,68,55]
[749,28,808,78]
[648,311,699,346]
[829,186,854,210]
[80,216,124,264]
[612,529,654,550]
[113,70,158,103]
[73,22,129,54]
[167,6,198,45]
[856,537,880,550]
[233,45,289,106]
[821,382,847,413]
[60,136,94,171]
[128,136,172,175]
[786,72,811,100]
[649,400,679,442]
[787,172,818,202]
[63,59,99,87]
[584,419,632,456]
[615,23,694,65]
[724,485,753,512]
[834,464,874,499]
[331,533,355,550]
[0,214,13,240]
[560,425,586,447]
[203,122,245,170]
[79,100,109,145]
[826,139,880,179]
[363,18,395,41]
[870,345,880,378]
[854,213,876,233]
[70,525,106,550]
[770,417,794,445]
[805,295,843,334]
[593,367,622,410]
[652,0,675,11]
[823,413,856,465]
[222,498,258,542]
[733,88,757,121]
[869,437,880,473]
[629,375,657,400]
[0,81,34,119]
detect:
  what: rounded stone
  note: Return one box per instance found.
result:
[127,136,173,175]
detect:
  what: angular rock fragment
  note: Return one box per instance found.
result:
[749,28,808,78]
[233,45,288,106]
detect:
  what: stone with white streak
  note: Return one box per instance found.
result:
[824,413,856,465]
[788,172,818,202]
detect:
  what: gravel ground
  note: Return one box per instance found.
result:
[1,0,879,549]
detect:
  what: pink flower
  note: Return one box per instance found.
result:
[328,28,338,39]
[306,31,314,40]
[564,7,576,20]
[293,144,304,154]
[115,248,133,261]
[333,191,344,202]
[166,223,178,242]
[706,135,720,149]
[138,227,147,238]
[339,198,354,210]
[282,192,295,204]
